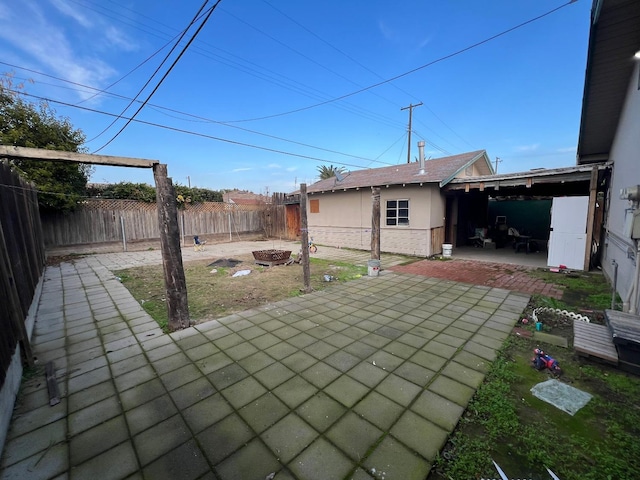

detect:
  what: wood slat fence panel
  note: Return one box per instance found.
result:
[0,161,45,389]
[40,199,290,247]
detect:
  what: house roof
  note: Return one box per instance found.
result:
[577,0,640,163]
[304,150,491,193]
[222,190,269,204]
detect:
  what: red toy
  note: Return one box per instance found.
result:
[531,348,562,375]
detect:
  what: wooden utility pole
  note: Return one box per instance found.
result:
[153,164,191,331]
[371,187,381,259]
[494,157,502,173]
[401,102,422,164]
[299,184,312,293]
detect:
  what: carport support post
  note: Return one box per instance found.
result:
[583,166,598,271]
[153,163,191,331]
[300,183,312,293]
[371,187,381,259]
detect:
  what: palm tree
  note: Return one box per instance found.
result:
[317,164,346,180]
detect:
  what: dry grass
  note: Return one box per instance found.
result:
[116,253,367,331]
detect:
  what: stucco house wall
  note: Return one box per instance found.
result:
[602,61,640,311]
[307,184,444,256]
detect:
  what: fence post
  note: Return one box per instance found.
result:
[120,216,127,252]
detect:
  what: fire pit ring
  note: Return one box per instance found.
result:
[252,249,292,267]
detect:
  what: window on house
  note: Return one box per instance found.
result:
[386,199,409,226]
[310,199,319,213]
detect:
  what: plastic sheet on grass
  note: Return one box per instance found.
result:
[530,379,592,415]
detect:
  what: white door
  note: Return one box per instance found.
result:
[547,196,589,270]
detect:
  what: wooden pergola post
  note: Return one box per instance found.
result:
[153,164,191,330]
[371,187,381,260]
[0,146,192,332]
[300,184,312,293]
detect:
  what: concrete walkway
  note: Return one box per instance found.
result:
[0,243,529,480]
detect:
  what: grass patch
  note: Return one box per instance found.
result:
[431,272,640,480]
[116,254,367,332]
[528,269,616,310]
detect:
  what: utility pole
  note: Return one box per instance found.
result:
[401,102,422,163]
[494,157,502,174]
[187,176,191,188]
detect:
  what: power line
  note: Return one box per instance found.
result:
[0,68,387,164]
[11,89,397,171]
[92,0,221,152]
[51,0,410,132]
[225,1,576,123]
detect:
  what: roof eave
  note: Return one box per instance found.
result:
[439,151,489,188]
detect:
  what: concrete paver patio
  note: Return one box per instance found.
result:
[0,242,529,479]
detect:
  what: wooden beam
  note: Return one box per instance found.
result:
[371,187,381,260]
[299,183,312,293]
[0,145,158,168]
[153,164,190,331]
[583,166,599,271]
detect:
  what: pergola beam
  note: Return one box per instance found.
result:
[0,145,158,168]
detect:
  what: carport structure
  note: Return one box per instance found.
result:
[442,163,610,271]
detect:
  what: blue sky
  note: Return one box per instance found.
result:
[0,0,592,195]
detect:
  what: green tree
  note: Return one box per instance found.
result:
[87,182,157,203]
[317,164,345,180]
[1,78,91,212]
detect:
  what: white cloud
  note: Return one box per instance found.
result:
[286,166,298,172]
[105,25,139,52]
[3,23,115,98]
[556,146,575,153]
[267,163,281,169]
[418,35,432,49]
[514,143,540,152]
[378,20,395,41]
[232,167,252,172]
[49,0,92,28]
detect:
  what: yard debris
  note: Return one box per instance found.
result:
[210,268,217,274]
[531,348,562,375]
[530,379,592,416]
[232,269,251,277]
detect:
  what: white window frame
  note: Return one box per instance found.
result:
[386,199,409,226]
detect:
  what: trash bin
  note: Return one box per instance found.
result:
[367,259,381,277]
[442,244,453,257]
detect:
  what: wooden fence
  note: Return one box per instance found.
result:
[40,198,290,247]
[0,161,45,390]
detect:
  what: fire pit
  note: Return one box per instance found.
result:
[252,249,292,267]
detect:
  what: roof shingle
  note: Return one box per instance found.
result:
[304,150,487,193]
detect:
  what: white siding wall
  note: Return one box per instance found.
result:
[602,62,640,311]
[306,185,445,256]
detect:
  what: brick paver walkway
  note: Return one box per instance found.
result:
[1,244,530,480]
[390,259,564,299]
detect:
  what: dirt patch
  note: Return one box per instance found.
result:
[390,258,564,298]
[207,258,242,268]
